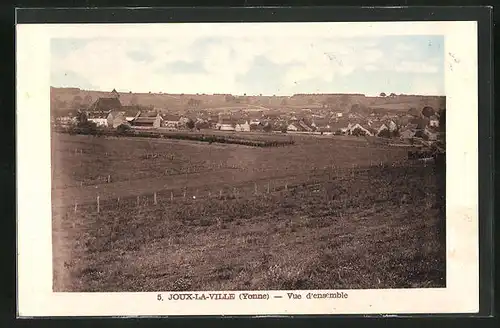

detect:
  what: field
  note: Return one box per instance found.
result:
[52,132,446,292]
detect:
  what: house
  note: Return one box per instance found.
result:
[312,118,330,130]
[347,121,373,136]
[429,115,440,128]
[249,118,261,126]
[162,114,181,128]
[120,106,142,122]
[107,111,128,128]
[287,123,300,132]
[217,118,236,131]
[131,111,163,128]
[88,97,122,112]
[385,120,398,132]
[369,121,389,136]
[329,121,349,135]
[317,126,334,135]
[235,120,251,132]
[86,112,109,127]
[297,120,314,132]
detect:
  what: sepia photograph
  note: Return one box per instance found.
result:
[16,18,481,317]
[49,32,447,293]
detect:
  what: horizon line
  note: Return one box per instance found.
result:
[50,86,446,98]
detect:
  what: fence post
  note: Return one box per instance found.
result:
[220,190,223,198]
[74,201,77,213]
[208,191,211,197]
[183,189,186,199]
[154,192,157,205]
[137,195,139,207]
[97,195,100,213]
[254,182,258,194]
[107,175,111,183]
[267,182,270,193]
[170,192,173,201]
[117,197,120,204]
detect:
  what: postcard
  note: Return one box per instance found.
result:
[16,20,479,317]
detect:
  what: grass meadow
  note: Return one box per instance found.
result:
[51,132,446,292]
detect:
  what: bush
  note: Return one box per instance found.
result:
[116,124,131,135]
[351,128,366,136]
[377,129,391,138]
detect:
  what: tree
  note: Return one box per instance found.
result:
[378,128,392,138]
[421,106,435,118]
[116,123,131,135]
[75,110,88,126]
[225,95,236,103]
[186,118,195,130]
[263,123,273,132]
[408,107,420,116]
[389,93,397,97]
[379,92,387,97]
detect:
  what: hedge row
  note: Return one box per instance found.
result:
[55,126,295,147]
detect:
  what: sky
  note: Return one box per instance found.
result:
[50,34,444,96]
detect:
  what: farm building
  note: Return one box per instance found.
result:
[235,120,251,132]
[119,106,142,122]
[131,111,163,128]
[88,97,122,112]
[86,112,109,127]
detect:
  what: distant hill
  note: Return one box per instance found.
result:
[50,87,446,116]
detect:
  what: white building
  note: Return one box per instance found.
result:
[235,120,251,132]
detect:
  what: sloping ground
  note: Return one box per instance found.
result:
[51,133,410,206]
[53,164,446,292]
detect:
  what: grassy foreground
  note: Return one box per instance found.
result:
[53,163,446,292]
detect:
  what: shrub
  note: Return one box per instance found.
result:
[116,124,131,135]
[351,127,366,136]
[377,129,391,138]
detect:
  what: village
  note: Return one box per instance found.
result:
[52,88,444,145]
